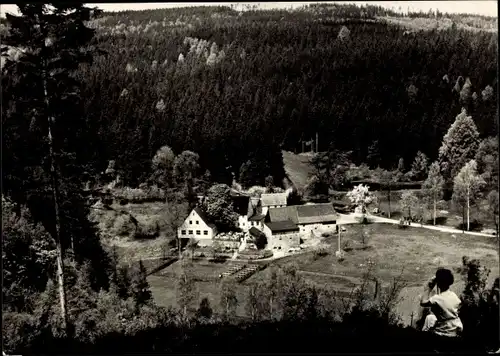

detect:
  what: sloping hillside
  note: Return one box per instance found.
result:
[282,150,314,190]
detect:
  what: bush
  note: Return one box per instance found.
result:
[113,185,165,203]
[313,248,329,260]
[113,215,135,236]
[134,222,160,239]
[342,239,353,251]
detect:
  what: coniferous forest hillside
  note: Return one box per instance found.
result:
[51,4,497,187]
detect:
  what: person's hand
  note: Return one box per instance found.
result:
[426,277,436,291]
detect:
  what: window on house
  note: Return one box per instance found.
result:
[196,220,199,224]
[204,231,208,235]
[188,230,193,234]
[181,230,186,235]
[189,220,192,224]
[196,230,201,235]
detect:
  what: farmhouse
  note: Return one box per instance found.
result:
[260,192,288,215]
[266,203,338,237]
[296,203,338,234]
[177,207,217,247]
[263,220,300,251]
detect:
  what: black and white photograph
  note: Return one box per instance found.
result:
[1,1,499,354]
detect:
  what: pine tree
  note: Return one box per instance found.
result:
[130,260,152,308]
[196,297,213,321]
[438,108,480,181]
[1,3,102,335]
[422,162,445,225]
[410,151,429,181]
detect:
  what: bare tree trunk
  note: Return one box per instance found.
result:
[466,188,470,231]
[270,297,273,320]
[41,59,69,333]
[387,187,391,219]
[433,198,437,225]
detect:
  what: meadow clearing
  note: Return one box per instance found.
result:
[147,223,499,325]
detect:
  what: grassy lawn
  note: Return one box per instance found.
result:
[148,260,253,318]
[147,223,498,325]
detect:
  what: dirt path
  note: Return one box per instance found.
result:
[338,213,495,238]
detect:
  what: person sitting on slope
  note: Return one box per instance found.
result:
[419,268,463,337]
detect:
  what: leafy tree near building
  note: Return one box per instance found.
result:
[452,160,485,231]
[438,108,480,182]
[422,162,445,225]
[203,184,238,232]
[346,184,376,214]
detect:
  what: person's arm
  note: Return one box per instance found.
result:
[420,279,436,307]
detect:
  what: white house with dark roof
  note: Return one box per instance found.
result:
[177,207,217,246]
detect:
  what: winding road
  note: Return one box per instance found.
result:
[337,213,496,238]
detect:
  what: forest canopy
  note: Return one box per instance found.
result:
[3,4,498,188]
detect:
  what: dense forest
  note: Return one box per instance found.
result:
[52,4,497,187]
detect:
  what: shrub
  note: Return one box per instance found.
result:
[342,239,353,251]
[313,248,329,260]
[134,222,160,239]
[113,214,135,236]
[458,256,499,351]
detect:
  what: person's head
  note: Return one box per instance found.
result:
[435,268,454,291]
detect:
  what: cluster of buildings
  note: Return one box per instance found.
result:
[177,190,339,251]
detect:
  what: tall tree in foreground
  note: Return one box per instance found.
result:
[438,108,480,182]
[219,281,238,322]
[422,162,445,225]
[176,272,198,319]
[453,160,485,231]
[1,3,102,334]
